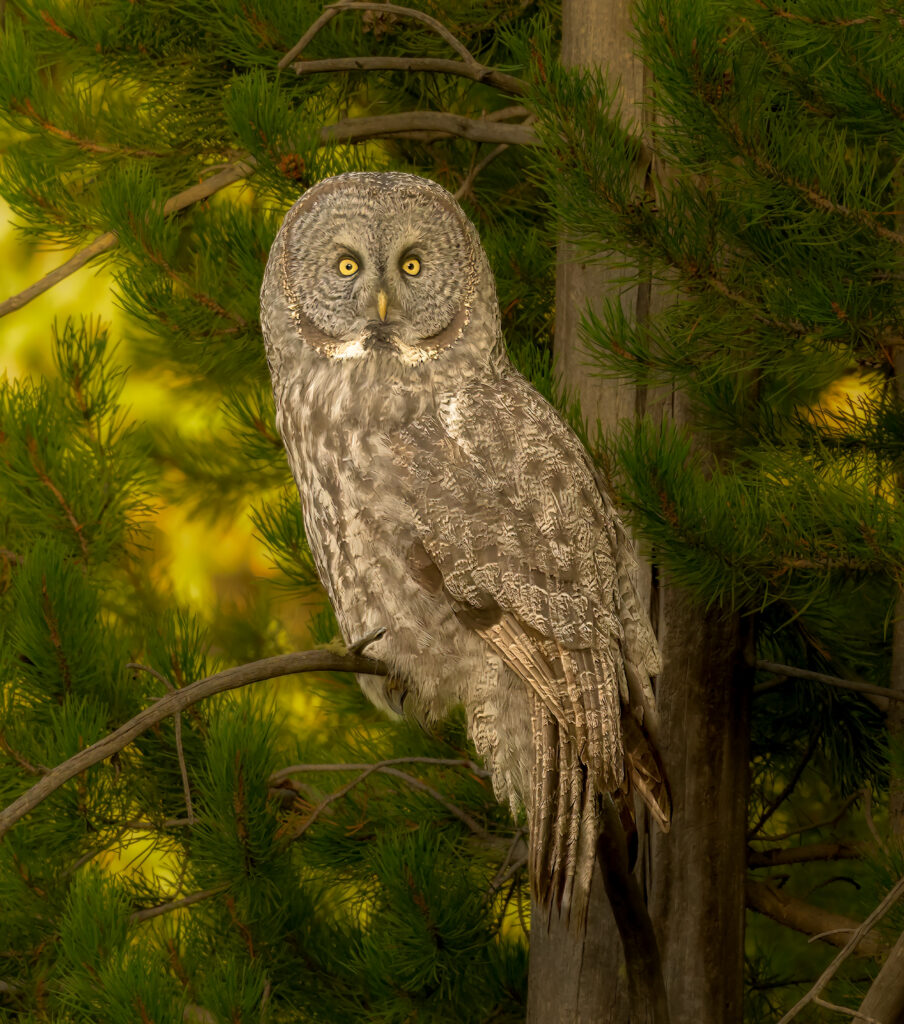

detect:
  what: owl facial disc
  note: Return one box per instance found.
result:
[276,173,481,365]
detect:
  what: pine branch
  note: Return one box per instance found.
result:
[748,841,864,867]
[130,885,228,924]
[274,759,493,841]
[746,880,886,956]
[778,873,904,1022]
[0,648,387,840]
[319,109,536,146]
[292,56,527,96]
[0,160,257,321]
[756,661,904,704]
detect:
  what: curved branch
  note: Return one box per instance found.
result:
[279,1,480,71]
[0,648,386,840]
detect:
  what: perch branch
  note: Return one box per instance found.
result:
[0,648,386,839]
[778,873,904,1022]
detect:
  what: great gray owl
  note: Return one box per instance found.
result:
[260,171,668,922]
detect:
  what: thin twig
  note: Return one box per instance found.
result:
[756,661,904,703]
[748,728,821,838]
[0,733,47,776]
[0,648,386,839]
[756,791,860,842]
[778,873,904,1022]
[812,997,879,1022]
[271,756,490,784]
[455,141,511,202]
[292,56,527,96]
[128,662,194,823]
[276,759,492,840]
[130,884,228,924]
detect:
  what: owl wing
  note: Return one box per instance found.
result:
[389,369,667,915]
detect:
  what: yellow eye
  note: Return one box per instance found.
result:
[401,257,421,277]
[338,256,359,277]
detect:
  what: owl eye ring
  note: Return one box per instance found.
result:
[338,256,359,277]
[401,257,421,277]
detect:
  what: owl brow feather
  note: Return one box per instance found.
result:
[0,1,548,321]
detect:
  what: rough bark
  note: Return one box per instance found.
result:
[527,2,750,1022]
[527,3,648,1020]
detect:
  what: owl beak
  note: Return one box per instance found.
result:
[377,290,389,322]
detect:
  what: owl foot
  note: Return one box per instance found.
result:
[347,625,387,655]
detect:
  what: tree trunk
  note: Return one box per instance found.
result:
[527,2,750,1022]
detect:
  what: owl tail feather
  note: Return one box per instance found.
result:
[529,699,600,928]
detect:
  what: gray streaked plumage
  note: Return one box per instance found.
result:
[260,171,667,921]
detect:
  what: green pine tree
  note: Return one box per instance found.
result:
[0,2,557,1020]
[528,0,904,1018]
[4,0,904,1021]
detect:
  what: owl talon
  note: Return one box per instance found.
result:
[348,625,388,655]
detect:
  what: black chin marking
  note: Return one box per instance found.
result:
[363,325,400,353]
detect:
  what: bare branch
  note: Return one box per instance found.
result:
[748,841,864,867]
[279,1,481,71]
[813,997,879,1022]
[855,927,904,1023]
[756,660,904,704]
[747,879,887,958]
[0,231,118,320]
[292,55,527,96]
[319,109,537,146]
[778,873,904,1022]
[0,648,386,840]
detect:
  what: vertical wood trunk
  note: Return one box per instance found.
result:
[527,2,750,1021]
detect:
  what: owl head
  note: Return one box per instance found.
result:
[260,172,503,388]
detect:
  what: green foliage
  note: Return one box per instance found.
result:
[0,1,553,1020]
[524,0,904,1016]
